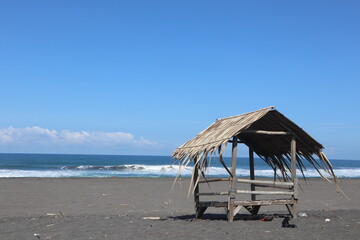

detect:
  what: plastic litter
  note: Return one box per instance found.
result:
[143,217,161,220]
[298,212,308,217]
[260,216,274,221]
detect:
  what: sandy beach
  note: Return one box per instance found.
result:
[0,177,359,239]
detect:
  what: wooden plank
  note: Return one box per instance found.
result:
[197,201,228,208]
[234,199,295,206]
[228,140,244,143]
[237,179,294,186]
[197,199,296,208]
[244,205,261,215]
[249,147,256,201]
[253,184,293,190]
[234,205,242,216]
[244,130,291,135]
[198,190,293,196]
[198,178,229,184]
[235,190,294,195]
[197,192,228,196]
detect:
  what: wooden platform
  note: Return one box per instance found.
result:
[193,135,299,222]
[196,198,297,217]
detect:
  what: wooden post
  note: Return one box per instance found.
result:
[290,136,298,218]
[194,158,200,216]
[273,166,277,182]
[249,147,256,201]
[194,157,206,218]
[227,136,238,222]
[245,147,261,216]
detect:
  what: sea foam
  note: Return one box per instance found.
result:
[0,164,359,178]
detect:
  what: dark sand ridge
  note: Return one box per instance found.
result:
[0,178,359,239]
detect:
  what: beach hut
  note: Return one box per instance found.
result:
[172,106,338,222]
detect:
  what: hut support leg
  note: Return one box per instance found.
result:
[234,205,242,216]
[285,204,296,218]
[273,166,277,182]
[290,137,298,219]
[249,147,256,201]
[194,159,206,219]
[244,205,261,216]
[247,147,260,216]
[196,207,207,219]
[227,136,238,222]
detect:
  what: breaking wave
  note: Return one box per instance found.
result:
[0,164,359,178]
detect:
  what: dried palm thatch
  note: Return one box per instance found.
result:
[172,106,340,192]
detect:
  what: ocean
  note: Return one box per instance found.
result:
[0,153,359,178]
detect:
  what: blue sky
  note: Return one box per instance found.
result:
[0,0,359,159]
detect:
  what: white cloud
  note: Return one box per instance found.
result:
[0,126,156,147]
[59,130,91,144]
[135,137,158,146]
[0,126,58,144]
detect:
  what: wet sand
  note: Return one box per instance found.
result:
[0,178,359,239]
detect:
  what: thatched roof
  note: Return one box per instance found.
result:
[172,106,337,182]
